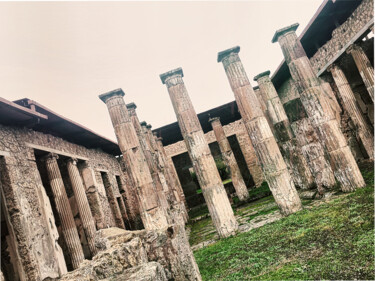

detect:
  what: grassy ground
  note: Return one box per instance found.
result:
[194,163,374,280]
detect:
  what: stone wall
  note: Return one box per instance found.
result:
[310,0,374,74]
[0,124,127,280]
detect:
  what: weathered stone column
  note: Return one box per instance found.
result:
[160,68,238,237]
[209,117,249,200]
[346,44,374,102]
[126,103,171,223]
[254,71,315,190]
[65,158,98,257]
[235,122,264,187]
[80,162,106,230]
[272,23,365,191]
[43,153,84,269]
[101,173,126,229]
[99,89,168,230]
[116,195,130,228]
[155,136,188,210]
[218,47,302,215]
[328,63,374,160]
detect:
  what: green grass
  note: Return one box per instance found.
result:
[194,163,374,280]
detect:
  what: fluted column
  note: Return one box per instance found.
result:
[235,121,264,187]
[99,89,168,230]
[328,64,374,160]
[160,68,238,238]
[65,158,98,257]
[126,103,171,223]
[209,117,249,200]
[218,47,302,215]
[43,153,84,269]
[254,71,315,190]
[273,23,365,191]
[346,44,374,101]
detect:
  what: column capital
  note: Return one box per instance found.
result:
[326,63,338,73]
[126,102,137,110]
[253,70,271,82]
[146,124,152,130]
[160,68,184,84]
[99,88,125,103]
[65,158,78,165]
[208,117,220,123]
[346,44,361,54]
[140,121,147,127]
[217,46,240,63]
[41,152,59,162]
[156,137,163,142]
[271,23,299,43]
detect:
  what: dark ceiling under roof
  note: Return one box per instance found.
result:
[1,98,121,156]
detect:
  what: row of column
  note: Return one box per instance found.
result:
[42,154,129,270]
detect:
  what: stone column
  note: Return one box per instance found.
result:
[160,68,238,238]
[272,23,365,191]
[218,47,302,215]
[155,136,188,210]
[65,158,98,257]
[346,44,374,102]
[43,153,84,269]
[328,64,374,160]
[254,71,315,190]
[126,103,171,223]
[101,173,126,229]
[209,117,249,200]
[116,195,130,228]
[99,89,168,230]
[235,122,264,187]
[80,162,106,230]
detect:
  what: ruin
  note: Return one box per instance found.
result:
[0,0,373,280]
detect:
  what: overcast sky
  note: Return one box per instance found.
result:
[0,0,322,142]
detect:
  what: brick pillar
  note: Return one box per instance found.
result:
[272,23,365,191]
[235,121,264,187]
[254,71,315,190]
[126,103,171,223]
[80,162,106,230]
[328,64,374,160]
[160,68,238,238]
[99,89,168,230]
[346,44,374,102]
[66,159,98,257]
[209,117,249,200]
[218,47,302,215]
[43,153,84,269]
[101,173,126,229]
[155,136,189,212]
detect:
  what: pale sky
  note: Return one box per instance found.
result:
[0,0,322,142]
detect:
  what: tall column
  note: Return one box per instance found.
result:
[155,136,188,210]
[99,89,168,230]
[254,71,315,190]
[80,162,106,230]
[126,103,171,223]
[160,68,238,238]
[346,44,374,101]
[235,122,264,187]
[328,64,374,160]
[218,47,302,215]
[272,23,365,191]
[209,117,249,200]
[43,153,84,269]
[65,158,98,257]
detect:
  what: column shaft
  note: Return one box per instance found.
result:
[160,68,238,238]
[329,64,374,160]
[210,117,249,200]
[235,122,264,187]
[66,159,98,256]
[347,44,374,101]
[273,24,365,191]
[218,47,302,215]
[99,89,168,230]
[255,71,315,190]
[116,195,130,228]
[43,154,84,269]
